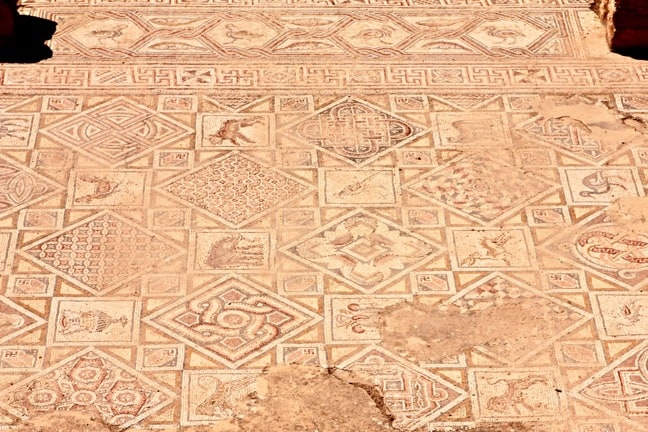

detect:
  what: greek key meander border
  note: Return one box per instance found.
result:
[21,0,593,6]
[2,63,648,91]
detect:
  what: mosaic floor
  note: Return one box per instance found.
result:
[1,0,648,431]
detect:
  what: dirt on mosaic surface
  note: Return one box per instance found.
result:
[11,412,113,432]
[534,95,647,149]
[181,424,538,432]
[606,196,648,231]
[8,366,394,432]
[377,299,554,364]
[9,370,541,432]
[235,365,396,432]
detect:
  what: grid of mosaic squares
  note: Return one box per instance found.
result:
[1,0,648,431]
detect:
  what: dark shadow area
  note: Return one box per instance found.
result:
[0,15,57,63]
[613,47,648,61]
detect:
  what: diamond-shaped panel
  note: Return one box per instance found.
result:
[0,348,174,428]
[145,275,321,368]
[0,154,60,219]
[160,152,310,227]
[467,19,545,49]
[337,346,466,430]
[283,98,424,165]
[407,154,554,224]
[445,273,589,363]
[282,209,442,293]
[41,97,192,166]
[519,116,625,162]
[21,211,185,295]
[66,18,145,50]
[337,20,412,48]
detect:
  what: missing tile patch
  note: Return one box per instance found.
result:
[234,365,395,432]
[235,366,554,432]
[5,371,551,432]
[377,299,565,364]
[11,412,114,432]
[534,96,647,150]
[428,426,534,432]
[607,196,648,231]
